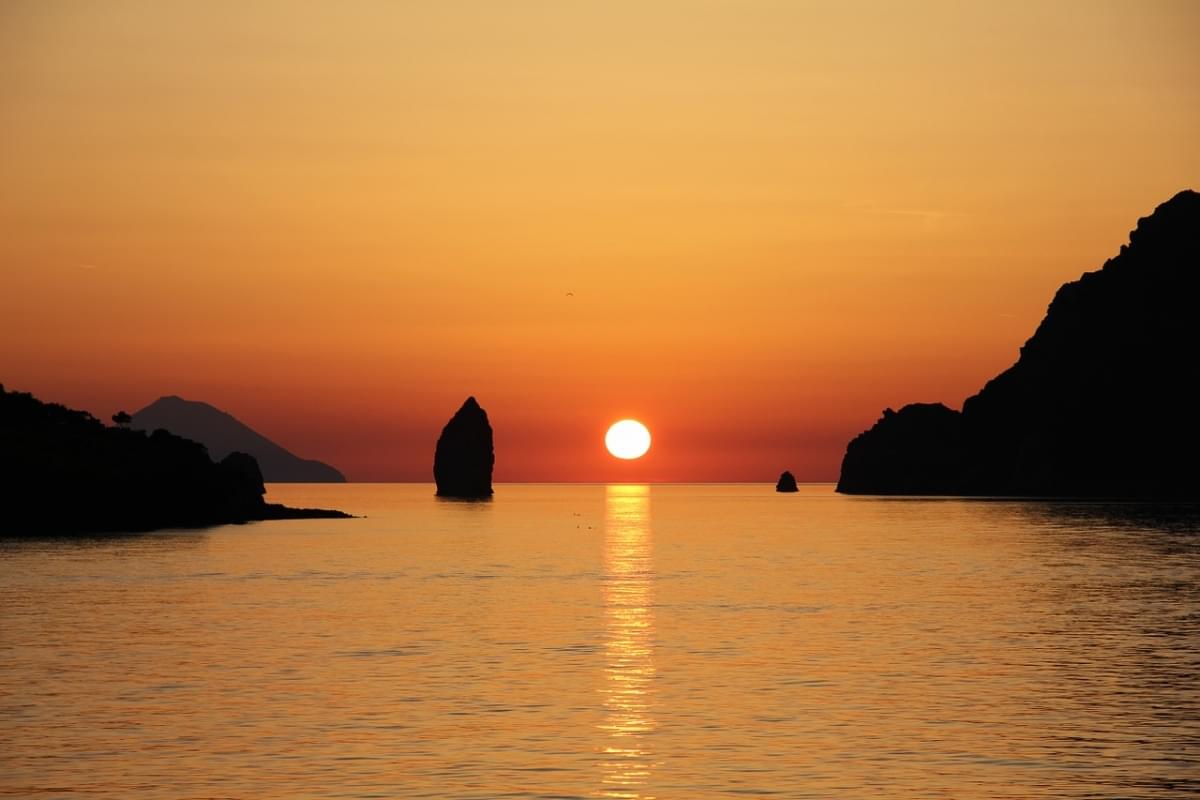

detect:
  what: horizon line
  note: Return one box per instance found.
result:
[267,480,840,486]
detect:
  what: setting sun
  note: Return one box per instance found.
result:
[605,420,651,460]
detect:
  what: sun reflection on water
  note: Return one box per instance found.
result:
[598,484,656,800]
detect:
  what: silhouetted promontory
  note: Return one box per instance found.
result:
[838,404,966,495]
[838,189,1200,499]
[776,471,799,492]
[433,397,494,498]
[131,396,345,482]
[0,385,350,534]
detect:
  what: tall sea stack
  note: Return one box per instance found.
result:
[433,397,494,498]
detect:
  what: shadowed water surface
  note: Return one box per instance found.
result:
[1,484,1197,798]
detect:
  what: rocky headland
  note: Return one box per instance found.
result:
[838,189,1199,499]
[0,385,350,534]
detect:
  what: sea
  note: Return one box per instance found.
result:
[1,484,1197,799]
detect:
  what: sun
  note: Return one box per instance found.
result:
[605,419,651,460]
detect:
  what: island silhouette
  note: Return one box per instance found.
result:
[130,395,345,482]
[0,385,349,534]
[838,189,1199,499]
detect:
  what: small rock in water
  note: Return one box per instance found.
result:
[776,471,799,493]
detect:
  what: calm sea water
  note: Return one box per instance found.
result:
[2,484,1198,799]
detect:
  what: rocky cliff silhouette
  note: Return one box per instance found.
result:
[433,397,494,498]
[0,385,349,534]
[131,396,345,482]
[838,189,1200,499]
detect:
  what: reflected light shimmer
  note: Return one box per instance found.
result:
[600,485,656,799]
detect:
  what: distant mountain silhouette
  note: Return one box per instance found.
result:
[838,189,1200,499]
[434,397,494,498]
[131,396,345,483]
[0,385,350,534]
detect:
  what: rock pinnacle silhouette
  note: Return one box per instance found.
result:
[433,396,494,498]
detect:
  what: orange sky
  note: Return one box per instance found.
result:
[2,1,1198,481]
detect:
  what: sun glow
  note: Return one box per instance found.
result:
[605,420,651,460]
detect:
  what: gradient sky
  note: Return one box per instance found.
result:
[2,1,1198,481]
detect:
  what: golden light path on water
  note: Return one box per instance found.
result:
[599,485,656,799]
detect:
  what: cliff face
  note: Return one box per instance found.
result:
[837,189,1200,498]
[131,396,345,482]
[433,397,494,498]
[0,386,349,534]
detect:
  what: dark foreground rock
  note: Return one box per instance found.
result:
[260,503,351,520]
[776,471,799,492]
[131,395,345,482]
[837,189,1200,499]
[0,385,350,534]
[433,397,494,498]
[838,404,965,494]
